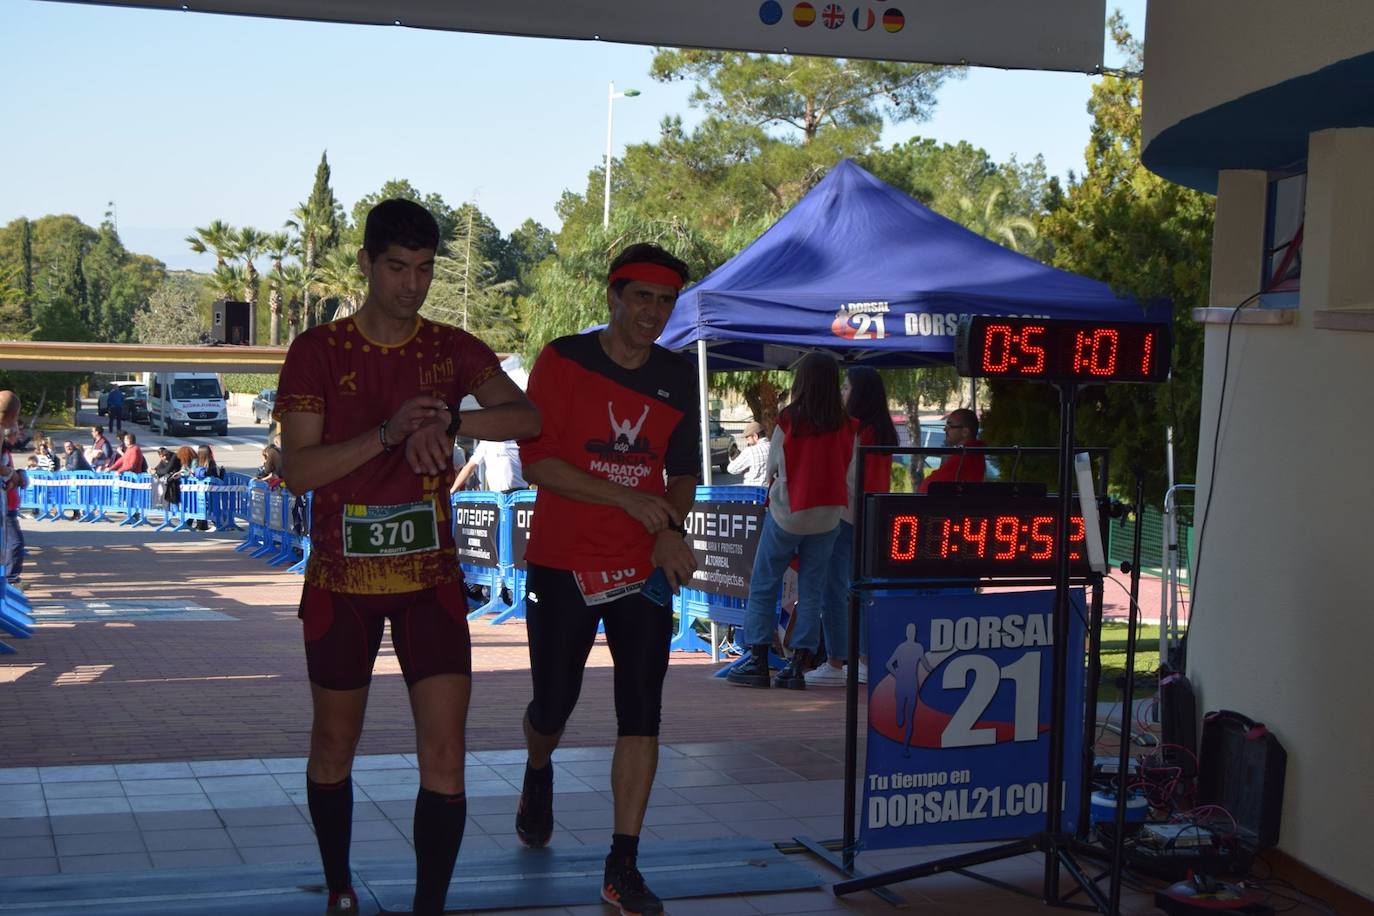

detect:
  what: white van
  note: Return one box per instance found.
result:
[145,372,228,436]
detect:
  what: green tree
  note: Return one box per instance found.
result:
[314,248,366,321]
[981,14,1214,501]
[133,274,207,344]
[288,152,346,331]
[232,227,269,328]
[349,180,459,247]
[185,219,236,269]
[262,231,294,345]
[500,218,556,294]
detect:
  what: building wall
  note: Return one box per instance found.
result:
[1142,0,1374,152]
[1188,142,1374,895]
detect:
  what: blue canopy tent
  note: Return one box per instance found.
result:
[654,159,1170,479]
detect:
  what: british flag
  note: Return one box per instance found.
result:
[821,3,844,28]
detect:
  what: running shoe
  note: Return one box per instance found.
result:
[515,762,554,847]
[602,858,664,915]
[803,662,847,687]
[325,887,358,915]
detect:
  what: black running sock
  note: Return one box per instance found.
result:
[608,832,640,867]
[412,787,467,916]
[305,775,353,894]
[524,760,553,787]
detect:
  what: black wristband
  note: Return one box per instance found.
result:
[445,404,463,438]
[378,420,395,453]
[666,521,687,537]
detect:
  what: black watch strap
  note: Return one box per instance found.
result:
[445,404,463,438]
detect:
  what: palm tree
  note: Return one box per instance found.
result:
[262,232,295,345]
[314,248,366,321]
[275,262,310,343]
[185,220,236,269]
[954,187,1038,252]
[207,264,247,316]
[286,201,340,330]
[232,227,270,330]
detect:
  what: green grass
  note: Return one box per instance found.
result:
[1095,621,1182,701]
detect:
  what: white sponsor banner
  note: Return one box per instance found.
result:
[79,0,1105,72]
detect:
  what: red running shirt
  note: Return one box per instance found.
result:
[275,316,501,594]
[519,333,698,572]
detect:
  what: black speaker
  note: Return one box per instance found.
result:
[212,300,253,345]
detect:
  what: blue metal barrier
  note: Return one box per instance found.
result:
[675,485,768,657]
[454,491,509,621]
[491,488,537,624]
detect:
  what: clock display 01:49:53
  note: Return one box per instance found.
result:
[862,495,1093,579]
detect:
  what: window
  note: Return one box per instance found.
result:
[171,378,222,399]
[1262,172,1305,307]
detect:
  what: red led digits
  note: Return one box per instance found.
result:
[982,324,1014,372]
[993,515,1019,559]
[891,514,918,560]
[1068,515,1086,561]
[1021,325,1046,373]
[963,516,988,557]
[939,517,955,557]
[1029,515,1055,559]
[1140,331,1154,377]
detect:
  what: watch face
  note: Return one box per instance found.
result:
[863,494,1093,579]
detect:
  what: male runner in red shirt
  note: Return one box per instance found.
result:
[516,244,699,915]
[276,199,539,916]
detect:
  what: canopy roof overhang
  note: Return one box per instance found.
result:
[53,0,1106,72]
[0,341,287,373]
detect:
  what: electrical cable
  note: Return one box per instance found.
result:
[1177,289,1264,666]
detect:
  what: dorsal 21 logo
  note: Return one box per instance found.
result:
[831,301,890,340]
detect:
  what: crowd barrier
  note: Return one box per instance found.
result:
[0,501,33,655]
[20,469,246,533]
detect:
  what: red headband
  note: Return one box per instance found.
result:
[608,262,685,291]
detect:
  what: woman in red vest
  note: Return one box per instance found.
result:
[728,353,856,690]
[805,367,899,687]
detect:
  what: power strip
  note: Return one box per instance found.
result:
[1140,822,1215,849]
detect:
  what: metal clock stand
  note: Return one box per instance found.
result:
[796,382,1129,914]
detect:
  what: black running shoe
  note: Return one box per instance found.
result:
[602,859,664,915]
[515,763,554,847]
[324,887,358,915]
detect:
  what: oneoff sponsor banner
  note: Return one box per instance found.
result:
[454,499,501,569]
[861,589,1085,849]
[683,501,765,600]
[88,1,1104,72]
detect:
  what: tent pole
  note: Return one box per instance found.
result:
[698,340,712,485]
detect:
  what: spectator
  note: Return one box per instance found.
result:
[32,438,56,472]
[107,432,147,473]
[451,438,525,495]
[917,408,986,492]
[255,445,284,486]
[106,385,125,434]
[88,426,114,470]
[807,366,898,687]
[191,445,221,530]
[726,420,770,486]
[25,456,38,470]
[1,397,26,585]
[728,353,857,690]
[152,447,181,508]
[61,440,91,471]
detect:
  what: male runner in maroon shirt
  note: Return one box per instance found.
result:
[276,199,539,916]
[516,244,699,915]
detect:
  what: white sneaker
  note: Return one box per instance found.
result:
[856,660,869,685]
[803,663,847,687]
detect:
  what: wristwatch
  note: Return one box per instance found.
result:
[445,404,463,438]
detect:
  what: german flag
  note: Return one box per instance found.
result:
[882,7,904,32]
[793,2,816,26]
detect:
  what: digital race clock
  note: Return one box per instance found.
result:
[862,493,1095,580]
[954,316,1171,383]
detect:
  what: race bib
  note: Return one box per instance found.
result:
[572,567,649,606]
[342,501,440,557]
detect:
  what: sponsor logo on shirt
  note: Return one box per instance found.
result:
[584,401,660,488]
[339,372,358,395]
[420,356,456,389]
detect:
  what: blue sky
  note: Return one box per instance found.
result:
[1,1,1144,271]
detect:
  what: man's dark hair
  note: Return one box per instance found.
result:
[948,407,979,436]
[362,199,440,259]
[607,243,690,295]
[124,433,137,444]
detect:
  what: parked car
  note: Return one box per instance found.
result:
[917,420,1000,480]
[126,385,149,423]
[709,422,738,472]
[251,389,276,424]
[97,380,144,417]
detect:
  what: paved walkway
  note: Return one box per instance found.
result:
[0,517,1219,914]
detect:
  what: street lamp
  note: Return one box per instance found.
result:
[603,81,641,228]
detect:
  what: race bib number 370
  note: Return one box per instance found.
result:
[342,501,440,557]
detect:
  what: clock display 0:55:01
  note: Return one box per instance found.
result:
[862,495,1093,579]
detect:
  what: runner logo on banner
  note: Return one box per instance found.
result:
[861,589,1085,849]
[454,500,501,569]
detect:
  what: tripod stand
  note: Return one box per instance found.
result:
[800,384,1131,913]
